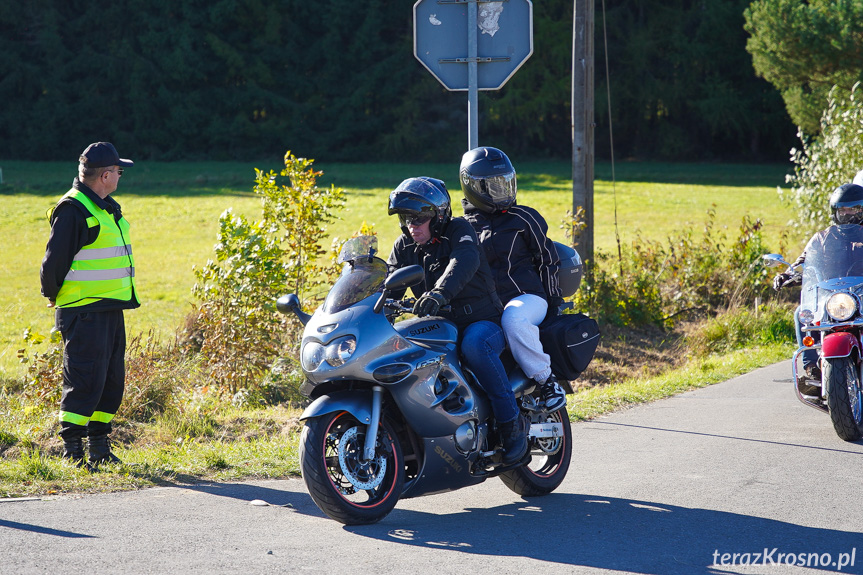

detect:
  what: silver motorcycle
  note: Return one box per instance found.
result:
[764,224,863,441]
[277,236,573,525]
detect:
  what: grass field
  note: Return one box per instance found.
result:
[0,159,799,378]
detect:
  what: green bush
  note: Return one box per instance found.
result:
[783,83,863,236]
[16,328,63,405]
[191,151,345,393]
[574,209,777,328]
[685,301,796,356]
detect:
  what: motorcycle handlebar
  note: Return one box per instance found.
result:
[384,299,451,316]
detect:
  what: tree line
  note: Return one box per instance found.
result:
[0,0,799,163]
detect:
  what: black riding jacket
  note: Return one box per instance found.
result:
[387,217,503,330]
[462,200,562,307]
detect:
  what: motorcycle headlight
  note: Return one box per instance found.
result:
[826,293,857,321]
[301,341,326,371]
[301,336,357,371]
[324,336,356,367]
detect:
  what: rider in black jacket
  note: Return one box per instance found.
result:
[460,147,566,411]
[387,177,528,465]
[773,182,863,385]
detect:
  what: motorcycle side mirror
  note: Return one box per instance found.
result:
[762,254,791,268]
[384,265,424,290]
[276,293,312,326]
[373,265,425,314]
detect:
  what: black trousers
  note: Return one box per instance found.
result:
[58,310,126,440]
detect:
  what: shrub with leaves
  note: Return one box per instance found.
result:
[120,331,200,422]
[16,328,63,405]
[782,83,863,237]
[573,209,777,328]
[192,151,345,393]
[255,152,347,304]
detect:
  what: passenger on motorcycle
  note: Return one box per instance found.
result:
[460,147,567,411]
[773,183,863,381]
[386,176,529,465]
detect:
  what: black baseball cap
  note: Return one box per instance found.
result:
[79,142,134,169]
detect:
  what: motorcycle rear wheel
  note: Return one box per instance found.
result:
[825,357,863,442]
[499,406,572,496]
[300,410,404,525]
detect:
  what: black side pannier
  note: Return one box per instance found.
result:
[539,313,600,381]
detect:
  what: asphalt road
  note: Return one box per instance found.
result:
[2,361,862,575]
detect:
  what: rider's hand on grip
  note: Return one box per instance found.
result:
[772,272,800,291]
[772,272,789,291]
[413,291,447,317]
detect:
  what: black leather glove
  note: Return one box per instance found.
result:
[772,272,800,291]
[413,291,447,317]
[772,272,789,292]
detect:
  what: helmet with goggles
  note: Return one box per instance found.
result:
[388,177,452,238]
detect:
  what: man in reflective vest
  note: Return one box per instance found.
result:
[40,142,139,469]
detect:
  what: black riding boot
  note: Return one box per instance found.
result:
[88,419,122,467]
[61,438,90,469]
[499,414,529,465]
[88,433,122,466]
[60,422,91,470]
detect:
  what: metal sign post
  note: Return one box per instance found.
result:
[414,0,533,150]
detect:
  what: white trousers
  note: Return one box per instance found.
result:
[501,293,551,383]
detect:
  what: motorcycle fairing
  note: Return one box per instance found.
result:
[400,435,486,499]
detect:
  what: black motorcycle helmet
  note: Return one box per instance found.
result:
[459,146,517,214]
[829,183,863,225]
[388,177,452,238]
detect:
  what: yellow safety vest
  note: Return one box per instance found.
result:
[53,189,138,308]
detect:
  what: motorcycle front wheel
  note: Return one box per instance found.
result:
[825,357,863,442]
[499,406,572,496]
[300,410,405,525]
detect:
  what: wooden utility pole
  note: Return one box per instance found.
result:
[572,0,595,265]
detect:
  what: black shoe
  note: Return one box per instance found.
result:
[62,439,93,471]
[804,365,822,381]
[538,375,567,412]
[499,415,529,465]
[88,435,122,466]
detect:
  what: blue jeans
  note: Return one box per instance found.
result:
[460,320,519,424]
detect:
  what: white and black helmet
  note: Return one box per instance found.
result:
[459,146,517,214]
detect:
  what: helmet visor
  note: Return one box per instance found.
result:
[475,171,516,209]
[835,204,863,225]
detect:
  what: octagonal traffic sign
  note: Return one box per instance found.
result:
[414,0,534,91]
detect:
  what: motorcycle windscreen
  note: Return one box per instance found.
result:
[323,257,388,314]
[337,235,379,264]
[801,224,863,319]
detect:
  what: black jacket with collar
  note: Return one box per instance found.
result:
[462,200,562,307]
[387,216,503,330]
